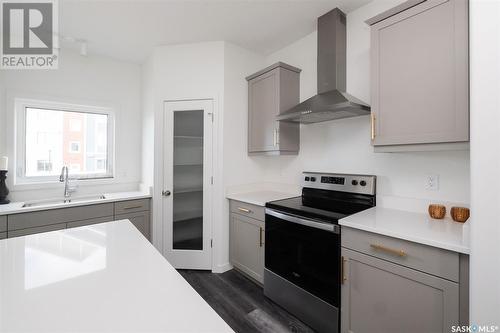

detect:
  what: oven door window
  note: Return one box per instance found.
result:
[265,213,340,307]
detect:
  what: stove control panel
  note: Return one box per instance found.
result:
[321,176,345,185]
[302,172,376,195]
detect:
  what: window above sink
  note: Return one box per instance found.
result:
[14,98,115,185]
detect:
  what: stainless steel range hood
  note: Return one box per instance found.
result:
[277,8,370,124]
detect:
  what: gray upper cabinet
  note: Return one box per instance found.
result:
[246,62,301,155]
[368,0,469,149]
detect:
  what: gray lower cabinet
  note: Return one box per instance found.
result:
[229,200,265,283]
[8,223,67,238]
[115,210,150,240]
[0,232,6,240]
[4,198,151,240]
[246,62,301,155]
[368,0,469,150]
[0,216,6,233]
[67,216,115,229]
[341,226,468,333]
[341,248,459,333]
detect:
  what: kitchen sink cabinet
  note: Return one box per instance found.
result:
[368,0,469,150]
[229,200,265,284]
[0,216,6,233]
[341,227,468,333]
[246,62,301,155]
[3,198,151,240]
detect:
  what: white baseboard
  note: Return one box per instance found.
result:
[212,262,233,274]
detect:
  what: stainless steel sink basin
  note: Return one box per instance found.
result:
[22,195,106,208]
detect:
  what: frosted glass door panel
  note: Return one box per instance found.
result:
[173,110,204,250]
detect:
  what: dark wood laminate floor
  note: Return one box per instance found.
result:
[179,269,315,333]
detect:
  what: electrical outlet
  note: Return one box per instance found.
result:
[426,175,439,191]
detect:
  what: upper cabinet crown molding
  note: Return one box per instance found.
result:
[246,62,301,155]
[368,0,469,151]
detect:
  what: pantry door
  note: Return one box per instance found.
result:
[163,100,213,269]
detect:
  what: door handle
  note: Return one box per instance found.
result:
[259,227,263,247]
[370,243,407,257]
[162,190,171,197]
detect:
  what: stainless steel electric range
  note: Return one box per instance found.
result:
[264,172,376,333]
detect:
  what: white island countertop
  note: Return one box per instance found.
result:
[226,190,298,206]
[0,220,233,332]
[339,207,470,254]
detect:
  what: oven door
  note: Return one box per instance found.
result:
[265,208,341,307]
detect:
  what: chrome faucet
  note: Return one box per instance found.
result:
[59,166,77,200]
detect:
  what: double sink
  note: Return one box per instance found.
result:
[22,195,107,208]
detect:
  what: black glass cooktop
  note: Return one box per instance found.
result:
[265,188,376,223]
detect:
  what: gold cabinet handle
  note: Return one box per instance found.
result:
[370,243,407,257]
[123,205,143,210]
[237,207,251,213]
[371,113,376,141]
[259,227,263,247]
[341,256,347,284]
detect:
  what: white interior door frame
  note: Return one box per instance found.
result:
[162,99,214,270]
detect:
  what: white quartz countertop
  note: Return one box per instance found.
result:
[0,191,152,216]
[226,190,298,206]
[0,220,233,333]
[339,207,470,254]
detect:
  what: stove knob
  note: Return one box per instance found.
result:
[310,177,316,182]
[351,180,359,186]
[360,180,367,187]
[305,177,310,181]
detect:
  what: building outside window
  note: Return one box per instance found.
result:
[15,98,114,183]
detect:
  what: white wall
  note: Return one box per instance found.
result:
[0,48,143,201]
[469,0,500,325]
[220,42,268,270]
[145,42,226,261]
[258,0,470,210]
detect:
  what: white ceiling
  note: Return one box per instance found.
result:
[59,0,372,64]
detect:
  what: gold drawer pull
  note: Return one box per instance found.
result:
[237,207,251,213]
[123,205,143,210]
[371,113,376,141]
[341,256,347,284]
[370,243,407,257]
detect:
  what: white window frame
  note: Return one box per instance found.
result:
[15,98,115,185]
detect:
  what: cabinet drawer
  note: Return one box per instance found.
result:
[114,199,150,215]
[230,200,265,221]
[0,216,6,232]
[67,216,114,229]
[116,211,150,240]
[342,227,459,282]
[8,203,114,231]
[8,223,66,238]
[0,232,6,240]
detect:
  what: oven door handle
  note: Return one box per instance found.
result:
[265,208,340,234]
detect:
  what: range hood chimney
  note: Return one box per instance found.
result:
[277,8,370,124]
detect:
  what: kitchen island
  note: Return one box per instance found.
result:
[0,220,233,332]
